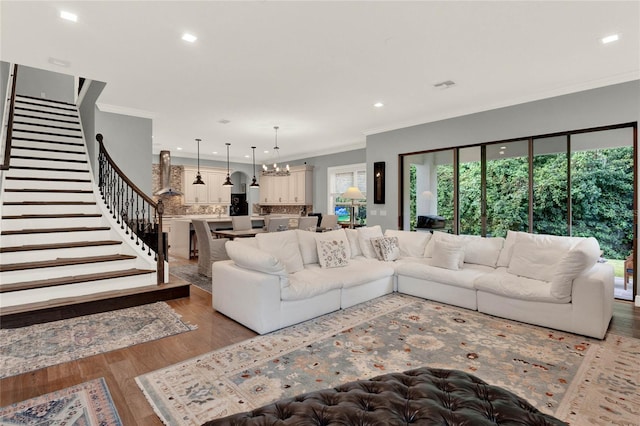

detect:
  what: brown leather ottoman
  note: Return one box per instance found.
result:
[202,367,567,425]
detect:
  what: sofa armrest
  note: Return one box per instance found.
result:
[571,262,614,338]
[212,260,284,334]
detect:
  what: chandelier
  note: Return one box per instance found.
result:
[262,126,290,176]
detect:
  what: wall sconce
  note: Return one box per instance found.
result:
[374,161,385,204]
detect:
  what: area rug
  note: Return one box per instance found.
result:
[0,302,197,379]
[0,377,122,425]
[169,262,212,293]
[135,293,639,426]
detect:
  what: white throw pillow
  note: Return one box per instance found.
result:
[225,241,287,277]
[316,239,349,268]
[507,241,563,282]
[384,229,431,258]
[345,228,362,258]
[370,236,400,261]
[256,230,304,273]
[357,225,384,259]
[550,237,600,299]
[431,241,465,270]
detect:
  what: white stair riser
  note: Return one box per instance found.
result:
[5,169,91,181]
[1,229,112,246]
[0,258,139,284]
[0,244,123,263]
[14,101,78,116]
[12,131,83,144]
[13,123,82,137]
[10,140,84,152]
[9,158,89,170]
[1,204,100,215]
[1,216,105,231]
[2,192,95,203]
[11,147,86,161]
[13,116,81,129]
[0,273,156,308]
[13,108,78,122]
[2,180,93,191]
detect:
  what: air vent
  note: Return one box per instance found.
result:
[433,80,456,89]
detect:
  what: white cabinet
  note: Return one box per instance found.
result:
[259,165,313,205]
[182,167,231,205]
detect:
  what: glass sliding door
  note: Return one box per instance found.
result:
[571,128,634,300]
[532,136,568,235]
[458,147,481,235]
[485,140,530,237]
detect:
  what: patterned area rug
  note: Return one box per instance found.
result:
[0,302,196,379]
[135,294,639,426]
[169,261,212,293]
[0,377,122,425]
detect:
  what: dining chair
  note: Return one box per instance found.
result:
[192,219,229,277]
[267,217,291,232]
[297,216,319,231]
[624,252,634,290]
[232,215,252,231]
[320,214,338,230]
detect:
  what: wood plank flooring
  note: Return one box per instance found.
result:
[0,259,638,425]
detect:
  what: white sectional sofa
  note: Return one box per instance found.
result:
[211,226,614,338]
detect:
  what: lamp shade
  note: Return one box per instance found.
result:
[341,186,365,200]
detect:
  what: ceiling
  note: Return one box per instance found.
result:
[1,1,638,165]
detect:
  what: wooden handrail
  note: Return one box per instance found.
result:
[1,64,18,170]
[96,133,165,284]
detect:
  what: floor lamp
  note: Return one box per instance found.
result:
[341,186,365,228]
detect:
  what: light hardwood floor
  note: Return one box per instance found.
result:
[1,261,638,425]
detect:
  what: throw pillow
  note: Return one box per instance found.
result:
[431,240,465,270]
[371,236,400,261]
[345,228,363,258]
[384,229,431,258]
[550,237,600,299]
[225,241,287,278]
[256,230,304,273]
[316,239,349,268]
[357,226,384,259]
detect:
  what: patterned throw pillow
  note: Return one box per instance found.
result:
[316,239,349,268]
[370,236,400,261]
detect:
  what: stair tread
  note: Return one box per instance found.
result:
[14,112,80,125]
[0,254,136,272]
[12,129,82,138]
[13,120,81,132]
[11,136,84,146]
[16,94,77,107]
[4,176,91,182]
[9,166,90,173]
[0,240,122,253]
[1,226,109,235]
[2,213,102,220]
[14,106,78,118]
[10,155,87,163]
[0,268,155,294]
[3,201,96,205]
[12,145,85,155]
[4,188,92,193]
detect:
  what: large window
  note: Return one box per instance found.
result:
[401,123,636,300]
[328,163,366,224]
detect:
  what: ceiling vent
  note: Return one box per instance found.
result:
[433,80,456,89]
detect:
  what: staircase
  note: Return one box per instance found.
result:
[0,95,188,327]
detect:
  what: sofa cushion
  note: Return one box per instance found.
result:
[550,237,600,299]
[431,240,465,270]
[507,241,563,282]
[317,239,349,268]
[475,268,571,304]
[384,229,431,258]
[295,229,319,265]
[396,261,491,290]
[256,230,304,273]
[357,225,384,259]
[225,241,288,280]
[232,237,258,248]
[304,259,395,289]
[463,237,504,267]
[345,228,363,258]
[371,236,400,261]
[282,269,344,301]
[497,231,582,267]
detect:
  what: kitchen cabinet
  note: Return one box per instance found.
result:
[259,165,312,205]
[182,167,231,205]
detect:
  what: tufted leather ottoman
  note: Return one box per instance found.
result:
[202,367,567,425]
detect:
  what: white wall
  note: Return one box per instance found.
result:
[366,80,640,231]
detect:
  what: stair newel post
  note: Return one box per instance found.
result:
[156,199,165,284]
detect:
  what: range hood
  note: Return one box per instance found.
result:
[154,150,183,196]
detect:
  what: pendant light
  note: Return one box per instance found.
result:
[193,138,205,185]
[222,142,233,187]
[249,146,259,187]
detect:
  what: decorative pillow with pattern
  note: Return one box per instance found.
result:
[316,239,349,268]
[370,236,400,261]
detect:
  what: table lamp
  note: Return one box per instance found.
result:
[341,186,365,228]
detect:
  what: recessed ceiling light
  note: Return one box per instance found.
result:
[60,11,77,22]
[601,34,619,44]
[264,150,269,154]
[182,33,197,43]
[212,151,218,154]
[373,102,384,108]
[244,155,250,158]
[499,151,505,155]
[48,57,70,67]
[177,147,183,151]
[500,146,506,150]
